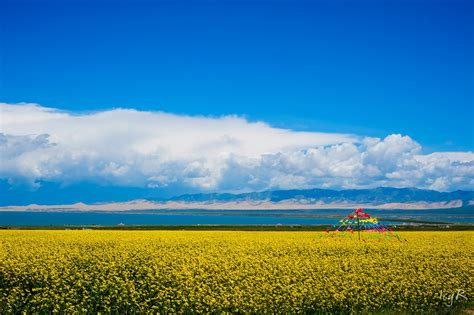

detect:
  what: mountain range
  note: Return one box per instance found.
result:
[1,187,473,211]
[169,187,474,205]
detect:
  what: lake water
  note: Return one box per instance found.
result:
[0,208,472,226]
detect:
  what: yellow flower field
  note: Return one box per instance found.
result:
[0,230,472,313]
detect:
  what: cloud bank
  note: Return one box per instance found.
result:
[1,103,473,192]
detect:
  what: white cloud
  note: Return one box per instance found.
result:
[0,102,473,192]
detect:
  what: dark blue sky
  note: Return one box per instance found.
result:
[1,0,472,151]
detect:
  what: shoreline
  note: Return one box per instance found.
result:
[1,224,473,231]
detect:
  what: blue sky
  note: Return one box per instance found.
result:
[1,0,472,151]
[0,0,473,204]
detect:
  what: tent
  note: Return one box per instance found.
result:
[326,208,401,241]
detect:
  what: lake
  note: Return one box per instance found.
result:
[0,208,473,226]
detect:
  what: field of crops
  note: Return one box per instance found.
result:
[0,230,472,313]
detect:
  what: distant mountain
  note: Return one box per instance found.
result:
[2,187,473,211]
[2,181,473,210]
[169,187,474,206]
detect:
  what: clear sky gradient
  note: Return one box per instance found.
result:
[1,0,472,151]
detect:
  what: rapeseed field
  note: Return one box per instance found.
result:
[0,230,472,313]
